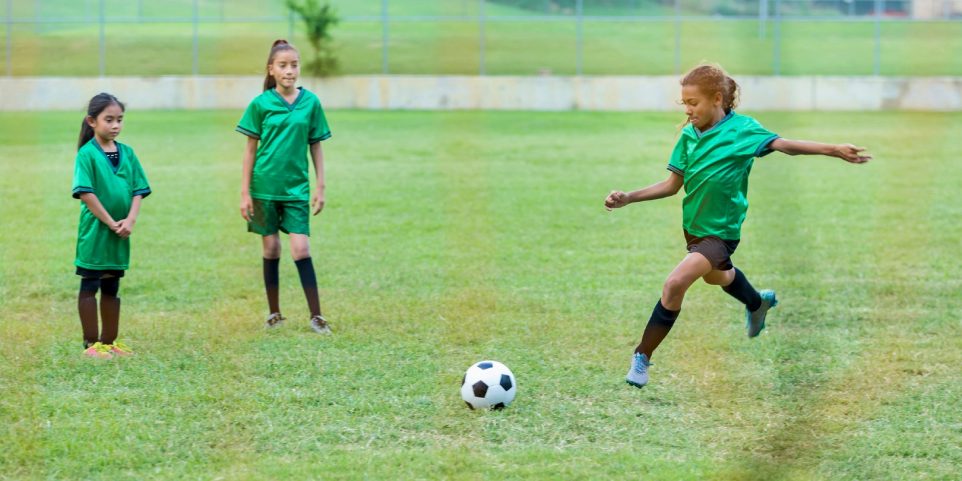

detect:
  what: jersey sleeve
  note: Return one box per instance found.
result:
[128,149,152,199]
[308,98,332,144]
[71,150,96,199]
[738,118,780,158]
[236,99,263,139]
[666,135,687,176]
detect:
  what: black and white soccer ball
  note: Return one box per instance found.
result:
[460,360,517,410]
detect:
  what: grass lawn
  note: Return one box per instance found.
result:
[1,109,961,479]
[2,0,962,76]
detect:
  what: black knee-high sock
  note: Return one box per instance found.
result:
[635,299,680,359]
[294,257,321,317]
[722,267,762,312]
[78,278,100,347]
[263,257,280,314]
[99,277,120,345]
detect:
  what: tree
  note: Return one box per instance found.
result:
[286,0,339,76]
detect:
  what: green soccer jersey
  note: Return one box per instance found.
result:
[667,111,779,240]
[71,139,151,270]
[236,87,332,201]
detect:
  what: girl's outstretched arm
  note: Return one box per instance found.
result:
[770,138,871,164]
[605,172,684,211]
[240,136,258,221]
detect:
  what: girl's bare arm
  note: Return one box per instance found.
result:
[116,195,143,239]
[79,193,118,232]
[770,138,871,164]
[605,172,684,210]
[240,136,258,221]
[309,141,325,215]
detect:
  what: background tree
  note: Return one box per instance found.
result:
[286,0,339,76]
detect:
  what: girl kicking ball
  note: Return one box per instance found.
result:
[605,64,870,388]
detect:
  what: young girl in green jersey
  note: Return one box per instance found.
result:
[237,39,332,334]
[72,92,151,359]
[605,64,871,388]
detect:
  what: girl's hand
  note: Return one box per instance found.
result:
[834,144,872,164]
[312,188,325,216]
[240,193,254,222]
[115,218,135,239]
[605,191,630,211]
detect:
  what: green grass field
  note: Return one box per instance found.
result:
[1,109,961,480]
[2,0,962,76]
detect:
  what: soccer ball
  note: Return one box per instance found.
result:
[460,360,517,410]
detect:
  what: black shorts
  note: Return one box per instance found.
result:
[75,266,125,279]
[684,230,740,271]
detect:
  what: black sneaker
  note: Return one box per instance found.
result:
[265,312,285,328]
[310,315,331,335]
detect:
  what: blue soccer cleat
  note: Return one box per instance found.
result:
[747,289,778,338]
[625,352,651,388]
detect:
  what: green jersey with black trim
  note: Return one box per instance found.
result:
[236,87,332,201]
[667,111,778,240]
[72,139,151,270]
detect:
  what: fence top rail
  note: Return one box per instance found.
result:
[2,15,960,25]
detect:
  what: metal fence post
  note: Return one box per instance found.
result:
[381,0,389,74]
[674,0,681,75]
[192,0,199,75]
[873,0,881,75]
[479,0,485,75]
[773,0,781,75]
[759,0,767,39]
[575,0,583,76]
[288,9,294,41]
[98,0,105,76]
[5,0,12,76]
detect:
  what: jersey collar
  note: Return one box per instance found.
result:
[693,110,735,138]
[89,138,123,174]
[271,87,305,112]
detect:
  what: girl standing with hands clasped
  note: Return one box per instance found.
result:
[605,64,870,388]
[72,93,151,359]
[237,39,333,334]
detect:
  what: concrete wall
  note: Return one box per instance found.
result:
[2,75,962,111]
[913,0,962,19]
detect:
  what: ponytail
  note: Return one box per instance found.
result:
[264,39,298,91]
[78,120,95,151]
[78,92,125,150]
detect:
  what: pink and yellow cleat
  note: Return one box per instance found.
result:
[83,342,114,360]
[107,341,134,357]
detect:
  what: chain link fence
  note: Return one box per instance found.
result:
[3,0,961,77]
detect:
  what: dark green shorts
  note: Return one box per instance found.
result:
[248,198,310,236]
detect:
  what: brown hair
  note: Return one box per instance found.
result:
[680,63,740,113]
[78,92,124,150]
[263,39,299,91]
